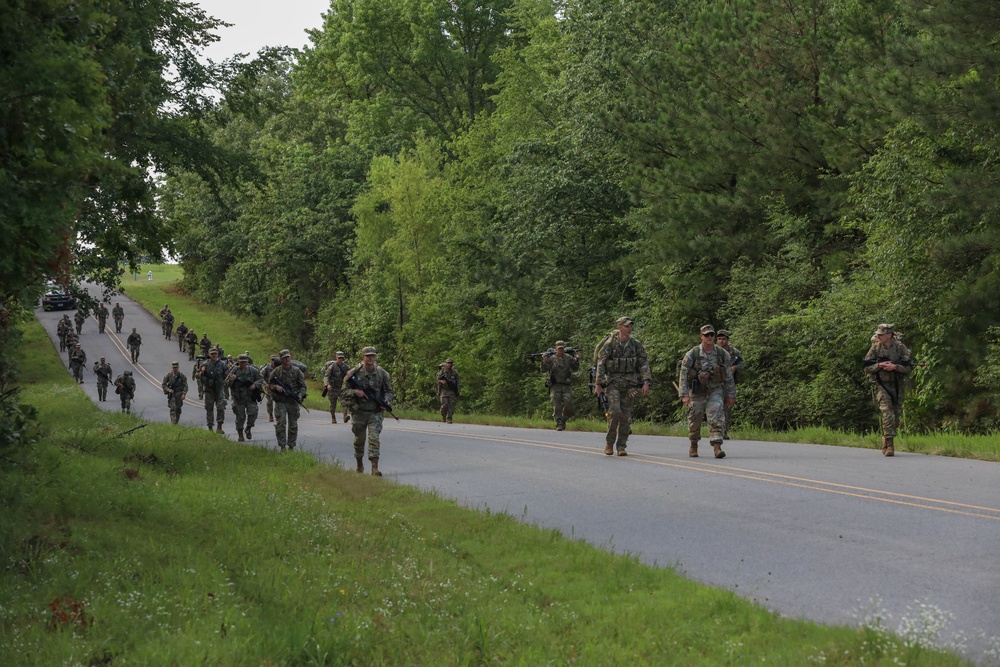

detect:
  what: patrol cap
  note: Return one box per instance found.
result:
[279,349,291,358]
[616,316,633,326]
[209,348,219,355]
[124,370,132,375]
[700,324,716,336]
[716,329,731,338]
[171,361,179,367]
[361,346,377,356]
[237,354,250,362]
[271,355,280,363]
[445,358,454,363]
[875,323,894,335]
[336,351,345,358]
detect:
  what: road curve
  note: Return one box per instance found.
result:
[35,290,1000,664]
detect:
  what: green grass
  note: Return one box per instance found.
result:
[0,319,974,666]
[119,265,1000,463]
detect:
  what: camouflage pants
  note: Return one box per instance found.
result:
[120,393,133,413]
[129,345,140,363]
[97,317,106,333]
[96,378,109,401]
[233,400,258,433]
[549,384,573,425]
[71,363,84,383]
[688,388,726,445]
[274,400,300,449]
[439,394,457,422]
[114,317,123,333]
[877,391,904,438]
[204,389,226,426]
[167,394,184,424]
[188,346,195,361]
[75,322,82,334]
[605,385,637,450]
[266,393,274,419]
[58,334,66,351]
[178,336,185,352]
[351,410,384,460]
[327,392,345,420]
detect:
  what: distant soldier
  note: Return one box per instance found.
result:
[158,303,169,319]
[595,317,652,456]
[112,302,125,333]
[436,358,461,424]
[226,354,263,442]
[198,348,228,433]
[241,350,254,365]
[69,345,87,383]
[185,329,198,360]
[126,327,142,363]
[322,352,351,424]
[74,308,86,335]
[192,356,206,399]
[541,343,577,431]
[64,331,79,360]
[341,347,393,476]
[92,357,113,401]
[716,329,744,440]
[864,324,914,457]
[176,321,189,352]
[679,325,736,459]
[96,303,109,334]
[269,349,307,452]
[199,333,212,357]
[161,361,188,425]
[57,314,72,351]
[162,309,174,340]
[261,356,279,422]
[114,371,136,413]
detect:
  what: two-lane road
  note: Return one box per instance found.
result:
[36,291,1000,664]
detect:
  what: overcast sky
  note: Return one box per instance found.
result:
[194,0,330,61]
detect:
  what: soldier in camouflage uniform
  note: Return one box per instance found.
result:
[595,317,652,456]
[162,309,174,340]
[199,333,212,357]
[112,302,124,333]
[57,314,71,351]
[863,323,914,457]
[69,344,87,383]
[64,331,79,361]
[126,327,142,363]
[114,370,136,413]
[96,303,109,334]
[261,356,279,422]
[176,321,189,352]
[541,343,577,430]
[269,349,307,451]
[716,329,744,440]
[161,361,188,424]
[226,354,263,442]
[679,325,736,459]
[341,347,393,476]
[74,308,86,335]
[323,352,350,424]
[436,358,461,424]
[198,348,228,433]
[185,329,198,360]
[92,356,112,401]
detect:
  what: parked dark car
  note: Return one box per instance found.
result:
[41,288,77,311]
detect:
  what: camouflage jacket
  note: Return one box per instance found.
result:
[436,369,461,397]
[720,343,745,383]
[541,353,579,385]
[679,345,735,399]
[269,364,307,403]
[93,362,113,383]
[341,364,393,413]
[127,332,142,348]
[225,365,263,404]
[596,335,652,389]
[114,374,136,397]
[161,370,188,397]
[863,340,913,402]
[323,360,350,389]
[199,358,228,394]
[97,305,109,320]
[111,305,124,320]
[69,348,87,366]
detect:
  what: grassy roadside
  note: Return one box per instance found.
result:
[0,318,972,666]
[122,265,1000,463]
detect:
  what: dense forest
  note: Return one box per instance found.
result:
[6,0,1000,434]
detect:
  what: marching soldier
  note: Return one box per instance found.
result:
[679,325,736,459]
[540,343,577,431]
[269,350,307,452]
[162,309,174,340]
[595,317,652,456]
[92,357,112,401]
[864,324,914,457]
[176,321,189,352]
[69,344,87,383]
[716,329,744,440]
[126,327,142,363]
[261,356,279,423]
[226,354,263,442]
[198,348,228,433]
[436,358,461,424]
[114,370,136,413]
[111,302,124,333]
[322,352,350,424]
[199,333,212,357]
[57,314,71,351]
[74,308,86,335]
[161,361,188,424]
[341,347,393,476]
[185,329,198,360]
[96,303,109,334]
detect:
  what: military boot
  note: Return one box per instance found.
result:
[556,421,565,432]
[207,424,213,431]
[331,414,337,424]
[355,457,364,473]
[604,443,614,456]
[237,429,245,443]
[689,441,699,458]
[370,457,382,477]
[343,413,350,423]
[712,442,726,459]
[216,424,224,434]
[245,427,252,439]
[882,437,894,457]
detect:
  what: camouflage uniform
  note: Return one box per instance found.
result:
[74,309,86,335]
[199,353,228,431]
[199,335,212,357]
[161,365,188,424]
[225,356,263,441]
[64,331,79,360]
[185,330,198,360]
[176,323,189,352]
[162,311,174,340]
[596,320,652,455]
[69,346,87,383]
[96,304,109,334]
[679,326,736,458]
[261,359,278,421]
[864,324,913,456]
[126,330,142,363]
[717,330,744,440]
[57,316,71,351]
[92,359,113,401]
[322,355,350,423]
[341,348,393,475]
[436,361,461,424]
[269,351,307,451]
[112,304,124,333]
[114,372,136,413]
[541,345,577,430]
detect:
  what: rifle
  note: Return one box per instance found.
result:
[440,374,460,397]
[527,347,576,359]
[587,366,610,417]
[347,374,399,421]
[271,375,309,413]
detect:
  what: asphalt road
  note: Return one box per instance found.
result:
[35,291,1000,664]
